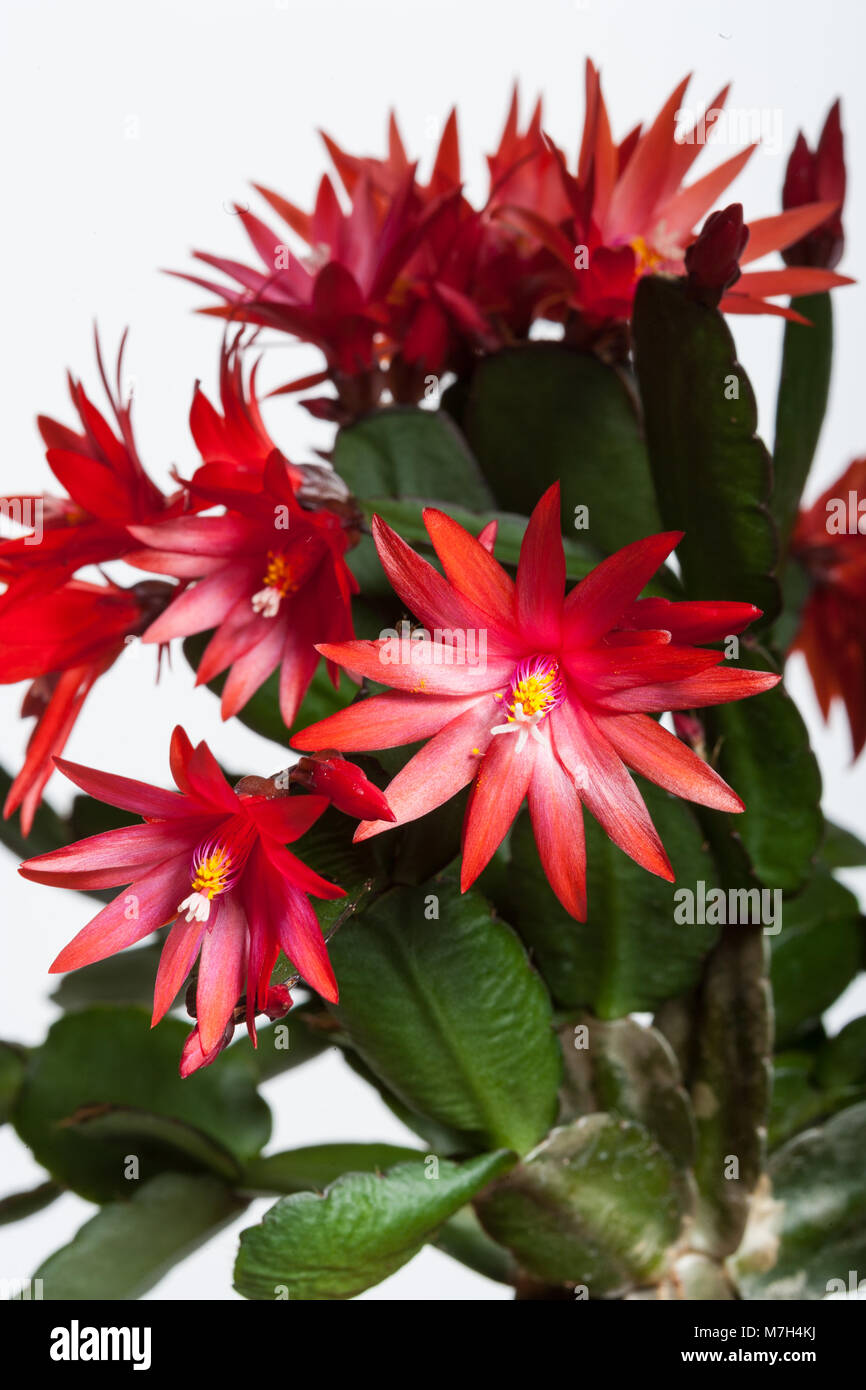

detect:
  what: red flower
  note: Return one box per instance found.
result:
[0,333,187,592]
[293,485,779,920]
[501,61,852,331]
[0,578,174,834]
[790,459,866,757]
[131,454,358,727]
[782,101,845,269]
[19,727,345,1066]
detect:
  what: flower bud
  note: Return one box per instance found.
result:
[293,752,396,822]
[782,101,845,269]
[685,204,749,304]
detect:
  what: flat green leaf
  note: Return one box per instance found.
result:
[734,1102,866,1300]
[633,276,779,619]
[772,294,833,563]
[462,344,661,551]
[770,869,862,1046]
[769,1051,850,1150]
[558,1015,695,1171]
[476,1117,685,1294]
[822,818,866,870]
[0,1180,61,1226]
[13,1007,270,1201]
[333,406,493,509]
[234,1150,513,1300]
[65,1104,242,1182]
[498,786,720,1016]
[242,1143,422,1193]
[433,1204,517,1285]
[35,1173,244,1300]
[328,881,561,1155]
[703,650,822,894]
[816,1017,866,1091]
[685,928,771,1257]
[0,1041,26,1125]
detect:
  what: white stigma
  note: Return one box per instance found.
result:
[491,705,548,754]
[251,588,281,618]
[177,891,212,924]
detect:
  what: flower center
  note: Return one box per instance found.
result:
[177,823,255,924]
[252,550,298,618]
[630,235,666,276]
[491,656,564,752]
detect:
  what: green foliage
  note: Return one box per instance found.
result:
[327,882,561,1155]
[13,1007,270,1201]
[234,1150,513,1300]
[772,294,834,563]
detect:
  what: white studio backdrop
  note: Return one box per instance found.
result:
[1,0,865,1299]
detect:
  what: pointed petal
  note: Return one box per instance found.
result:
[292,688,480,751]
[152,916,205,1025]
[49,851,192,972]
[19,819,209,889]
[423,507,517,632]
[354,696,495,840]
[53,758,196,819]
[528,746,587,919]
[516,483,565,647]
[461,730,537,890]
[196,894,247,1052]
[595,711,743,812]
[315,639,513,696]
[599,666,781,712]
[551,700,673,881]
[563,532,682,645]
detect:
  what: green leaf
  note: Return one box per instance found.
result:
[684,928,771,1257]
[433,1204,517,1285]
[328,881,561,1155]
[772,294,833,563]
[0,1180,61,1226]
[633,276,779,619]
[733,1102,866,1300]
[498,786,721,1016]
[703,650,822,894]
[769,1051,846,1150]
[770,869,862,1046]
[0,765,68,862]
[333,406,493,509]
[822,818,866,870]
[461,344,661,551]
[475,1117,685,1294]
[557,1015,695,1171]
[35,1174,244,1300]
[13,1007,270,1201]
[242,1143,423,1193]
[0,1041,26,1125]
[816,1017,866,1092]
[65,1104,243,1182]
[234,1150,513,1300]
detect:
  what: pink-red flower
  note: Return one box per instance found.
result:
[19,727,347,1068]
[500,61,852,332]
[131,451,358,728]
[790,458,866,758]
[0,578,174,834]
[293,485,779,920]
[0,333,187,594]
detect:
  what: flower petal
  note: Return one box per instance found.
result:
[563,532,682,646]
[49,851,192,973]
[595,711,744,812]
[528,744,587,920]
[461,727,538,890]
[292,689,480,751]
[516,482,565,648]
[196,894,248,1053]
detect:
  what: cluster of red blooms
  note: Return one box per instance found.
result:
[1,71,859,1073]
[179,62,849,415]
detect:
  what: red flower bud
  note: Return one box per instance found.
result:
[293,752,396,823]
[262,983,294,1021]
[685,204,749,304]
[782,101,845,269]
[179,1017,235,1077]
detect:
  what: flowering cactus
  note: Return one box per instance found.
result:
[1,69,864,1318]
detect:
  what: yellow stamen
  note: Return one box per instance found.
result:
[262,551,298,598]
[509,668,559,720]
[191,847,233,901]
[630,235,665,276]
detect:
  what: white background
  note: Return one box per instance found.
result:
[1,0,865,1300]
